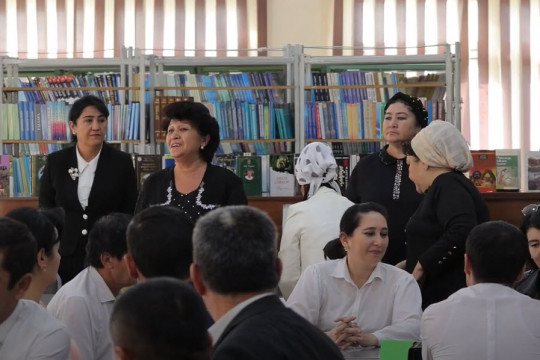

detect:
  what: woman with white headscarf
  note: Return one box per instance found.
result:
[404,120,490,309]
[278,142,354,299]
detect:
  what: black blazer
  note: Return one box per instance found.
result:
[213,295,344,360]
[39,143,138,256]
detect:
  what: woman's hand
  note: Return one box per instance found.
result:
[326,316,371,349]
[412,262,424,281]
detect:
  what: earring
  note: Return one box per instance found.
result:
[200,145,205,150]
[42,266,47,273]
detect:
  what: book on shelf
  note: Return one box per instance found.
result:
[269,154,295,196]
[30,154,48,197]
[495,149,520,191]
[153,95,194,142]
[235,155,262,196]
[527,151,540,191]
[334,155,351,195]
[469,150,497,193]
[134,154,163,190]
[0,155,11,197]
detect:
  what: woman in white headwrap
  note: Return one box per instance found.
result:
[278,142,354,299]
[404,120,490,309]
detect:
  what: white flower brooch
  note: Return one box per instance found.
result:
[68,167,79,181]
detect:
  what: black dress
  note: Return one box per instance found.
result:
[345,145,424,265]
[135,164,247,223]
[405,171,490,309]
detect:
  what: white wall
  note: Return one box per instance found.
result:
[267,0,334,55]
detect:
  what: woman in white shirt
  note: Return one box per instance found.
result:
[287,202,422,349]
[278,142,353,299]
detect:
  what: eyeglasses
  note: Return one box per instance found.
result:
[522,204,539,216]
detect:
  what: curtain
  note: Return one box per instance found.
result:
[0,0,267,58]
[333,0,539,152]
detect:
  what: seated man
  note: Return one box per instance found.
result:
[110,277,211,360]
[190,205,344,359]
[0,217,70,359]
[48,213,135,360]
[422,220,540,360]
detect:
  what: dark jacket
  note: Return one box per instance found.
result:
[213,295,344,360]
[39,143,138,256]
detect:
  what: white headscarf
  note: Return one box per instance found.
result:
[295,142,341,198]
[411,120,473,172]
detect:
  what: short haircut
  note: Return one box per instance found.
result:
[110,277,210,360]
[68,95,109,143]
[160,101,220,163]
[85,213,132,269]
[340,202,389,237]
[466,220,529,285]
[0,217,37,289]
[192,205,278,294]
[6,207,64,257]
[126,206,194,279]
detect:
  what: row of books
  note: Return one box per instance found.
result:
[304,99,445,140]
[158,71,287,105]
[307,71,446,104]
[1,101,141,141]
[0,154,47,197]
[469,149,540,192]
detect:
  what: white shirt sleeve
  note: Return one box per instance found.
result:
[27,326,71,360]
[286,265,323,327]
[278,208,304,299]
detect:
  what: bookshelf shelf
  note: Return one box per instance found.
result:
[304,82,445,90]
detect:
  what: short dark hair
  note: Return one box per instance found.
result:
[110,277,210,360]
[192,205,278,294]
[160,101,220,163]
[85,213,132,268]
[340,202,389,237]
[126,206,194,279]
[0,217,37,289]
[6,207,64,257]
[520,205,540,270]
[323,238,346,260]
[68,95,109,143]
[466,221,529,285]
[384,92,429,128]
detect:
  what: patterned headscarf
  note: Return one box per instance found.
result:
[411,120,473,172]
[295,142,341,198]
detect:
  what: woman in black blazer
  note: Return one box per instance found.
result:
[39,95,138,284]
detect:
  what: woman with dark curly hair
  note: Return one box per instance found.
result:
[135,101,247,222]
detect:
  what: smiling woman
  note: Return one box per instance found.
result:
[134,101,247,223]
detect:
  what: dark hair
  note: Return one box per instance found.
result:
[192,205,278,294]
[6,207,64,257]
[85,213,132,268]
[68,95,109,143]
[384,92,429,128]
[110,277,210,360]
[466,221,529,285]
[340,202,389,236]
[160,101,220,163]
[401,141,418,158]
[0,217,37,289]
[127,206,194,279]
[520,206,540,270]
[323,238,346,260]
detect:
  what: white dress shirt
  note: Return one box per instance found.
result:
[47,267,115,360]
[76,146,101,209]
[0,299,71,360]
[421,283,540,360]
[286,258,422,343]
[278,187,354,299]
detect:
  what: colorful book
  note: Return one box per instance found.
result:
[30,154,48,197]
[469,150,497,193]
[134,154,163,190]
[269,154,295,196]
[235,155,262,196]
[0,155,11,197]
[527,151,540,191]
[495,149,520,191]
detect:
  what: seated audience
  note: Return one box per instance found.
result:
[190,205,344,359]
[5,206,64,304]
[110,277,211,360]
[278,142,353,299]
[514,203,540,299]
[287,203,422,348]
[421,221,540,360]
[0,217,70,360]
[404,120,489,309]
[48,213,135,360]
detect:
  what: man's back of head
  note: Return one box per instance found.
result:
[192,205,279,295]
[465,220,529,285]
[110,277,210,360]
[126,206,194,280]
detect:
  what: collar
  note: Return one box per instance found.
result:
[378,144,405,166]
[0,300,23,347]
[88,267,116,304]
[331,258,384,288]
[209,292,274,345]
[76,145,102,174]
